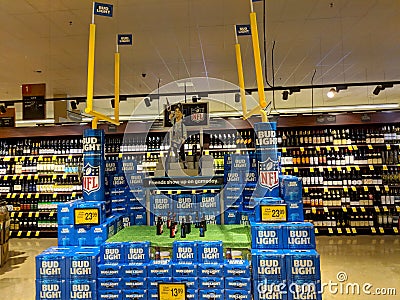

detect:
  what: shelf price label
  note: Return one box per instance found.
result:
[394,227,399,234]
[300,147,305,152]
[363,186,368,192]
[36,212,40,218]
[383,165,388,171]
[383,206,388,212]
[334,146,339,152]
[337,228,342,234]
[304,187,309,193]
[360,207,366,213]
[316,146,320,152]
[27,231,31,237]
[158,283,187,300]
[371,227,376,234]
[74,208,100,225]
[342,207,347,213]
[352,186,357,192]
[379,227,384,234]
[319,167,324,172]
[323,207,329,213]
[348,145,353,150]
[282,148,287,153]
[343,187,348,192]
[346,228,351,234]
[326,146,331,151]
[374,206,380,213]
[311,207,317,214]
[352,207,357,213]
[260,204,287,222]
[375,185,380,191]
[35,231,40,237]
[327,167,332,172]
[396,206,400,213]
[337,166,342,172]
[328,228,333,234]
[368,145,373,150]
[355,166,360,171]
[310,167,314,173]
[351,228,357,234]
[386,144,391,150]
[353,145,358,151]
[385,186,390,192]
[281,167,286,173]
[369,165,374,171]
[314,228,319,234]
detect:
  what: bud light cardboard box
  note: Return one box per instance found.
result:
[148,290,159,300]
[68,249,99,279]
[287,280,322,300]
[58,201,79,225]
[224,209,240,225]
[198,193,220,214]
[173,277,198,290]
[244,170,258,185]
[122,277,148,290]
[121,263,147,278]
[282,222,315,249]
[198,241,223,263]
[127,173,144,187]
[121,159,137,174]
[251,249,286,281]
[172,263,198,277]
[105,159,118,174]
[58,225,74,246]
[203,213,221,225]
[223,193,242,210]
[284,250,321,281]
[199,277,224,290]
[225,290,252,300]
[175,194,197,220]
[97,264,122,278]
[100,242,124,264]
[68,279,97,300]
[231,154,250,171]
[254,122,278,149]
[75,226,91,247]
[35,279,66,300]
[110,188,126,196]
[148,277,174,289]
[251,222,284,249]
[150,194,173,218]
[224,171,245,185]
[123,290,147,300]
[280,175,302,202]
[123,241,150,263]
[97,278,123,290]
[91,221,112,246]
[224,259,250,277]
[173,241,198,263]
[98,290,122,300]
[286,202,304,222]
[254,279,287,300]
[133,211,147,225]
[36,252,67,280]
[225,277,251,290]
[198,263,224,277]
[186,289,199,300]
[199,289,225,300]
[148,259,172,277]
[110,174,127,189]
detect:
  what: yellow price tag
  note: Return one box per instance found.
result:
[379,227,384,234]
[383,206,388,212]
[282,148,287,153]
[53,193,57,198]
[167,190,172,195]
[38,156,43,161]
[396,206,400,213]
[34,174,39,180]
[6,193,11,199]
[20,156,25,161]
[50,212,54,217]
[371,227,376,234]
[348,145,353,150]
[300,147,304,152]
[52,155,57,161]
[294,167,298,173]
[35,193,40,199]
[361,207,366,213]
[27,231,31,237]
[353,145,358,150]
[386,144,391,150]
[68,155,72,160]
[29,156,34,161]
[375,186,380,191]
[235,149,241,154]
[191,190,196,194]
[351,228,357,234]
[304,187,309,193]
[19,193,24,198]
[260,205,287,222]
[324,187,328,193]
[319,167,324,172]
[369,165,374,171]
[337,167,342,172]
[383,165,388,171]
[352,207,357,213]
[12,193,16,198]
[177,190,181,195]
[342,206,347,213]
[281,167,286,173]
[28,212,33,218]
[324,207,329,213]
[3,157,10,161]
[328,228,333,234]
[3,175,8,180]
[337,228,342,234]
[35,212,39,218]
[327,167,332,172]
[72,192,77,198]
[316,146,320,152]
[12,175,17,181]
[35,231,40,237]
[394,227,399,234]
[311,207,317,214]
[368,145,373,150]
[310,167,314,173]
[334,146,339,152]
[18,212,22,218]
[326,146,331,151]
[19,175,24,180]
[119,153,123,159]
[346,228,351,234]
[343,187,348,192]
[158,283,187,300]
[27,175,32,180]
[363,186,368,191]
[62,174,67,179]
[52,174,57,180]
[74,208,100,225]
[156,190,161,195]
[355,166,360,171]
[11,212,15,218]
[352,186,357,191]
[314,228,319,234]
[385,186,390,192]
[204,150,209,155]
[375,206,380,213]
[17,231,22,237]
[188,151,192,156]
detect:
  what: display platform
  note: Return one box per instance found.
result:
[106,224,251,248]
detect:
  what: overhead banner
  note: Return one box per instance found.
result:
[236,24,252,36]
[22,83,46,120]
[94,2,113,17]
[164,102,209,127]
[118,34,133,45]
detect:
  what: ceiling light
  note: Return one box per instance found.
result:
[282,91,289,101]
[327,88,336,98]
[144,97,151,107]
[234,93,241,103]
[0,104,6,114]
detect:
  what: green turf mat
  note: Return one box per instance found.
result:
[107,224,251,248]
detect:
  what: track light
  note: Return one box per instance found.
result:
[335,85,348,92]
[234,93,241,103]
[70,100,78,110]
[192,96,201,103]
[0,104,6,114]
[373,83,393,95]
[282,91,289,101]
[110,99,115,108]
[144,97,151,107]
[327,88,336,98]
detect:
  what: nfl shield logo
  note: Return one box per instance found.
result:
[258,158,279,190]
[190,106,205,123]
[83,163,100,194]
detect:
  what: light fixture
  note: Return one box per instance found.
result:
[110,99,115,108]
[274,103,399,114]
[282,91,289,101]
[282,88,300,100]
[0,104,6,114]
[327,88,336,98]
[373,83,393,95]
[335,85,348,92]
[234,93,241,103]
[144,97,151,107]
[70,100,78,110]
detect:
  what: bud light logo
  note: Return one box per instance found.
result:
[258,158,279,190]
[83,164,100,194]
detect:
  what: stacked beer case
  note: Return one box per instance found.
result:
[250,122,322,300]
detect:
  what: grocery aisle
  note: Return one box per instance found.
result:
[0,236,399,300]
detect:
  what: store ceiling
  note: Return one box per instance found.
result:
[0,0,399,113]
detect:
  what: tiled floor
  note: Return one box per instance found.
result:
[0,236,399,299]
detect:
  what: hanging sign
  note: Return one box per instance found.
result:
[118,34,133,45]
[94,2,113,17]
[235,24,252,36]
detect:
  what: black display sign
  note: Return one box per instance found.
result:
[143,175,223,188]
[0,117,14,127]
[316,115,336,124]
[164,102,209,127]
[23,95,46,120]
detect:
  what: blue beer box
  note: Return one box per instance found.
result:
[254,122,278,149]
[251,221,284,249]
[36,251,68,280]
[244,170,258,184]
[123,241,150,263]
[41,246,77,253]
[199,289,225,300]
[133,211,147,225]
[198,241,224,263]
[287,280,322,300]
[100,242,124,264]
[199,277,224,289]
[254,279,287,300]
[68,279,97,300]
[198,193,220,213]
[121,263,148,278]
[98,278,123,290]
[223,194,242,210]
[224,210,240,225]
[224,171,245,185]
[202,213,221,225]
[91,219,114,246]
[150,194,173,215]
[105,160,118,175]
[121,159,137,174]
[122,277,147,290]
[127,173,143,186]
[111,196,127,207]
[148,260,172,277]
[110,188,126,196]
[110,174,127,188]
[173,241,198,263]
[97,264,122,278]
[284,249,321,281]
[225,290,252,300]
[198,263,224,277]
[230,154,250,171]
[58,200,80,225]
[286,202,304,222]
[75,226,92,247]
[148,290,159,300]
[67,249,99,279]
[123,290,147,300]
[282,222,316,249]
[173,277,199,290]
[224,259,250,278]
[98,290,123,300]
[35,279,66,300]
[251,249,286,281]
[225,277,251,290]
[280,175,302,202]
[58,225,75,246]
[186,289,199,300]
[224,183,244,195]
[148,277,173,289]
[172,262,198,277]
[224,153,232,170]
[111,205,127,215]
